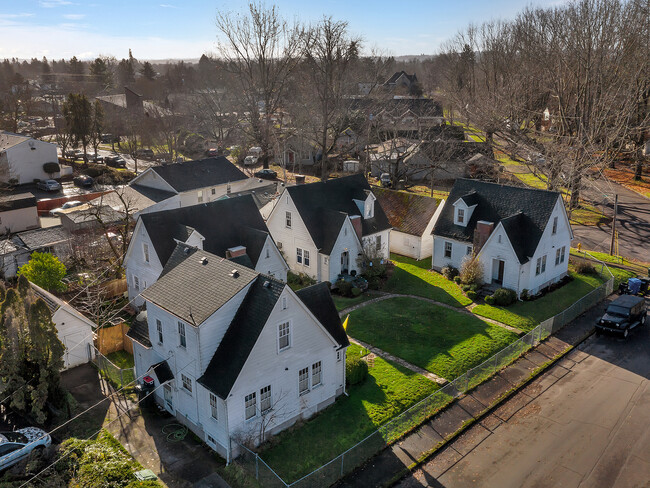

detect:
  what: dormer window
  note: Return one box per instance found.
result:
[457,209,464,224]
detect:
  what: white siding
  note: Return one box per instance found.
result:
[477,227,521,291]
[124,220,164,306]
[266,191,319,280]
[0,206,39,234]
[54,307,95,369]
[0,138,58,184]
[130,169,177,193]
[390,230,422,260]
[432,236,472,270]
[329,218,364,283]
[255,235,289,282]
[362,230,390,262]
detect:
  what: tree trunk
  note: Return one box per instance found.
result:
[634,147,644,180]
[569,172,581,210]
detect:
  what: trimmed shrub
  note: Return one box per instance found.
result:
[520,289,529,301]
[493,287,517,306]
[43,162,60,175]
[466,290,478,301]
[336,280,353,297]
[346,356,369,386]
[573,260,597,275]
[351,287,362,297]
[485,295,496,305]
[453,276,461,284]
[461,284,471,292]
[442,265,459,280]
[459,256,484,286]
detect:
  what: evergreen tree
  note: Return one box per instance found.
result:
[17,251,66,292]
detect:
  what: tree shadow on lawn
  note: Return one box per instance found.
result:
[348,297,519,380]
[384,255,471,308]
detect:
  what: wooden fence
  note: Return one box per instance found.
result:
[96,322,133,355]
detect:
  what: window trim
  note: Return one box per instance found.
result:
[304,249,310,267]
[178,321,186,348]
[133,275,140,291]
[296,247,302,264]
[244,392,256,420]
[156,319,163,344]
[143,243,150,263]
[209,392,218,420]
[181,374,192,394]
[552,216,558,235]
[260,385,271,413]
[312,361,322,388]
[444,241,452,259]
[298,367,309,395]
[457,208,464,224]
[285,211,292,229]
[197,190,204,203]
[375,235,381,252]
[278,321,291,352]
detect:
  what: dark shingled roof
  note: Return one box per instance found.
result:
[149,157,248,193]
[18,225,68,250]
[385,71,418,85]
[373,188,441,237]
[198,275,285,399]
[129,184,176,203]
[141,248,258,326]
[140,194,270,268]
[286,174,391,254]
[127,317,152,348]
[0,193,36,211]
[150,360,174,384]
[296,283,349,349]
[433,179,561,264]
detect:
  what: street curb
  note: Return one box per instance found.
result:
[382,328,597,488]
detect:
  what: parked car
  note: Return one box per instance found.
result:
[0,427,51,471]
[105,156,126,168]
[254,169,277,180]
[136,148,155,160]
[380,173,391,188]
[206,148,219,157]
[37,179,61,192]
[49,200,83,216]
[63,149,76,158]
[596,295,647,338]
[89,153,104,163]
[101,133,119,143]
[243,155,258,166]
[73,175,94,187]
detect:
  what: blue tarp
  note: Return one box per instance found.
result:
[628,278,642,294]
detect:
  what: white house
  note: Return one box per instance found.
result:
[266,174,392,283]
[0,132,59,185]
[124,195,288,306]
[0,226,71,278]
[373,188,443,260]
[432,179,573,296]
[127,245,349,461]
[122,157,273,215]
[0,193,39,234]
[31,283,96,369]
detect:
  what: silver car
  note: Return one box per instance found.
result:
[0,427,51,471]
[37,179,62,192]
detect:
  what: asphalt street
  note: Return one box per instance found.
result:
[574,177,650,262]
[398,305,650,488]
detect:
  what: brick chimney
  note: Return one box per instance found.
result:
[350,215,362,241]
[474,221,494,251]
[226,245,247,258]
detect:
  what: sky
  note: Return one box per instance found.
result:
[0,0,566,61]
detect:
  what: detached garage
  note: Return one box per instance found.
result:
[31,283,96,369]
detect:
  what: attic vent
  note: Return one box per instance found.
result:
[230,269,239,278]
[263,280,270,288]
[200,257,208,265]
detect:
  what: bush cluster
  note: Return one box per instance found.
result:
[459,256,484,285]
[573,260,597,275]
[287,271,316,290]
[491,287,518,306]
[442,265,459,280]
[346,356,369,386]
[336,280,353,297]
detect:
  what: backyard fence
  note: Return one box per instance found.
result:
[233,263,615,488]
[88,344,135,390]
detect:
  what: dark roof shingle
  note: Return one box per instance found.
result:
[433,179,561,263]
[149,157,248,193]
[373,188,441,237]
[296,283,349,349]
[127,317,152,348]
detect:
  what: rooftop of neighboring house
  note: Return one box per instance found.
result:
[0,192,37,211]
[285,174,392,254]
[143,157,249,193]
[385,71,418,85]
[59,203,124,225]
[373,188,441,237]
[433,179,563,263]
[0,225,70,256]
[0,131,32,150]
[138,194,271,269]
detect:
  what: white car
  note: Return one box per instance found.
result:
[49,200,83,216]
[0,427,51,471]
[244,155,258,166]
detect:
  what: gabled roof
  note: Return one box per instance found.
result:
[148,157,248,193]
[295,283,349,349]
[126,315,152,348]
[285,174,391,254]
[141,247,258,326]
[373,188,441,237]
[385,71,418,85]
[139,194,270,268]
[198,275,285,399]
[433,179,562,264]
[0,131,30,150]
[17,225,69,250]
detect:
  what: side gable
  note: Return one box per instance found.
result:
[129,167,178,193]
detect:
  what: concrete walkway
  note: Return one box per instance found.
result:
[335,294,608,488]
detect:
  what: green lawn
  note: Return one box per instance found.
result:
[261,344,438,483]
[332,293,376,312]
[347,298,518,380]
[472,271,608,331]
[385,254,472,307]
[99,350,135,388]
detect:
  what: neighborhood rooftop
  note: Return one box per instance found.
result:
[148,156,248,192]
[373,188,441,237]
[433,178,561,263]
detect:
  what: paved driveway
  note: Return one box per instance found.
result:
[398,300,650,488]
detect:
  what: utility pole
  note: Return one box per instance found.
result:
[609,193,618,255]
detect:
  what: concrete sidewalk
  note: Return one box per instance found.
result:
[336,294,611,488]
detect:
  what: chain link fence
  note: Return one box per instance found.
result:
[234,265,615,488]
[88,344,135,390]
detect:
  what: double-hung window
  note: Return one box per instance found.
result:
[536,257,542,275]
[312,361,322,387]
[541,255,547,273]
[143,243,150,263]
[304,250,310,266]
[552,216,558,234]
[444,242,452,259]
[178,321,186,348]
[375,235,381,252]
[197,190,203,203]
[298,367,309,395]
[296,248,303,264]
[457,208,464,223]
[260,385,271,413]
[278,322,290,351]
[156,319,163,344]
[245,392,256,420]
[285,211,292,228]
[560,246,566,264]
[181,374,192,393]
[134,276,140,291]
[209,393,218,419]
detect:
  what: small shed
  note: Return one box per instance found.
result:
[31,283,96,369]
[343,160,360,173]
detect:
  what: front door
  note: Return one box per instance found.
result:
[492,259,505,285]
[341,251,349,274]
[164,383,174,413]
